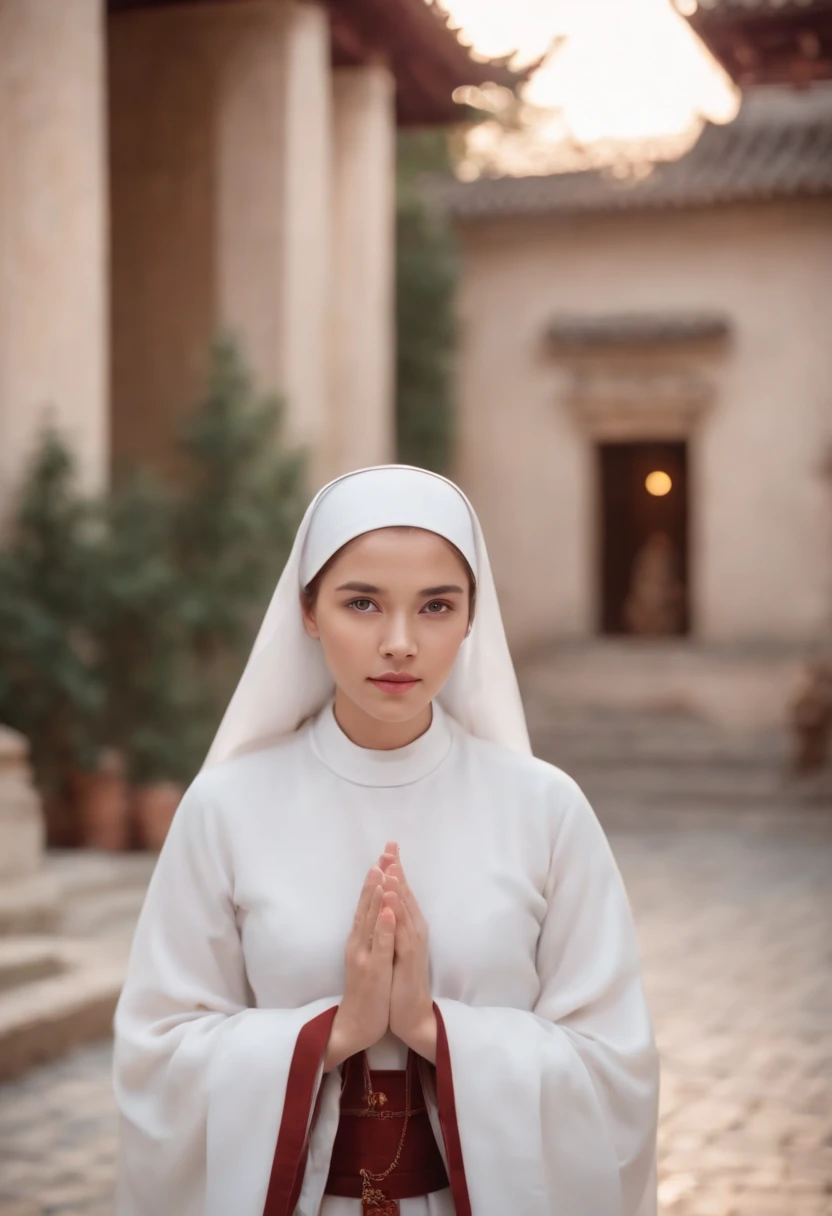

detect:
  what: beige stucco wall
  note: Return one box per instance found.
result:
[0,0,108,514]
[454,199,832,650]
[109,0,334,486]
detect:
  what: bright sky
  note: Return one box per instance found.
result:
[438,0,740,173]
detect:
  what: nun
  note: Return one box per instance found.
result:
[114,465,659,1216]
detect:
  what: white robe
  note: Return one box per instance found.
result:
[114,701,659,1216]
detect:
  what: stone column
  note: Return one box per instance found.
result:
[111,0,334,489]
[217,1,334,489]
[0,0,108,516]
[329,64,397,476]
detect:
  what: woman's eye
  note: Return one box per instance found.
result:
[349,598,376,613]
[423,601,450,614]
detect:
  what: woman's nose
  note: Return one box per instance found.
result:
[380,614,417,659]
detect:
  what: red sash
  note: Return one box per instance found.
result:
[325,1051,449,1200]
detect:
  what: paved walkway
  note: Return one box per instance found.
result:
[1,808,830,1216]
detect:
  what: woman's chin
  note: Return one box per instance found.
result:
[357,685,434,723]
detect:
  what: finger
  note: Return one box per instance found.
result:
[394,909,414,954]
[389,865,426,935]
[388,862,415,911]
[354,865,384,927]
[373,903,396,959]
[388,856,411,887]
[383,870,404,901]
[380,843,401,873]
[359,883,385,944]
[385,874,416,936]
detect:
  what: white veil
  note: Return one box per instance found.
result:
[204,465,530,768]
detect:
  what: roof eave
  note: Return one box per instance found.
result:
[328,0,527,127]
[679,1,832,86]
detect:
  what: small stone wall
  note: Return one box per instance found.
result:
[0,728,59,935]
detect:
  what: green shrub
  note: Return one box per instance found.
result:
[0,430,104,797]
[395,132,458,474]
[0,337,307,815]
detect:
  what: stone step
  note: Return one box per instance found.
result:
[0,872,60,936]
[547,754,787,789]
[525,706,786,760]
[0,854,155,940]
[46,850,157,940]
[518,640,807,734]
[0,937,126,1082]
[47,849,158,897]
[0,939,63,993]
[59,883,149,939]
[559,768,831,810]
[533,737,787,767]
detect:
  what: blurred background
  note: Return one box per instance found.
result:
[0,1,831,1213]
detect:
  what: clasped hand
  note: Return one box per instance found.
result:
[324,841,437,1070]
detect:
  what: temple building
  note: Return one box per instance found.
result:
[0,0,516,508]
[681,0,832,87]
[435,82,832,730]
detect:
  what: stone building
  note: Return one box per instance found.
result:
[682,0,832,88]
[0,0,516,508]
[436,84,832,730]
[0,0,524,1074]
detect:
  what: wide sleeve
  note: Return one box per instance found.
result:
[431,778,659,1216]
[113,775,342,1216]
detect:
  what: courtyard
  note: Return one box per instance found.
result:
[0,792,829,1215]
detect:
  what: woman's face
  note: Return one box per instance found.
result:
[301,527,472,729]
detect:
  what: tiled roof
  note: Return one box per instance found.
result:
[680,0,832,87]
[690,0,831,14]
[108,0,527,126]
[430,85,832,218]
[326,0,528,125]
[547,313,732,349]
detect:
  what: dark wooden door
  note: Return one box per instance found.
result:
[599,441,689,636]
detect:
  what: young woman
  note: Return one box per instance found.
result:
[114,465,659,1216]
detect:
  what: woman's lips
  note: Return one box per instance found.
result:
[368,675,421,695]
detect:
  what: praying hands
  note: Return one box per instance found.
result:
[380,841,438,1064]
[322,842,437,1072]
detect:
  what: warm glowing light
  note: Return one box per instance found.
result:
[646,471,673,497]
[439,0,738,157]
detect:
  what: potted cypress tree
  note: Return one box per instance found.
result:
[93,471,190,850]
[170,337,306,767]
[103,338,306,851]
[0,429,126,847]
[0,343,307,852]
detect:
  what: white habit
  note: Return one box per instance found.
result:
[114,699,659,1216]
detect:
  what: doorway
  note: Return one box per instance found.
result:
[598,441,689,636]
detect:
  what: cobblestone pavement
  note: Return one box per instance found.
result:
[0,808,830,1216]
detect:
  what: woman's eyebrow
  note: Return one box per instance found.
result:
[420,584,464,596]
[336,581,382,593]
[334,581,464,596]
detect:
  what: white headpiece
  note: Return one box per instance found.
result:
[203,465,530,768]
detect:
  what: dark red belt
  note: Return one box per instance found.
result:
[325,1051,449,1201]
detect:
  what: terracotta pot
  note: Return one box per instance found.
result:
[43,789,81,849]
[133,782,183,851]
[69,750,130,851]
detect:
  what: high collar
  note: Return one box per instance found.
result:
[309,700,453,787]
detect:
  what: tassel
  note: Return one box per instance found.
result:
[361,1175,399,1214]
